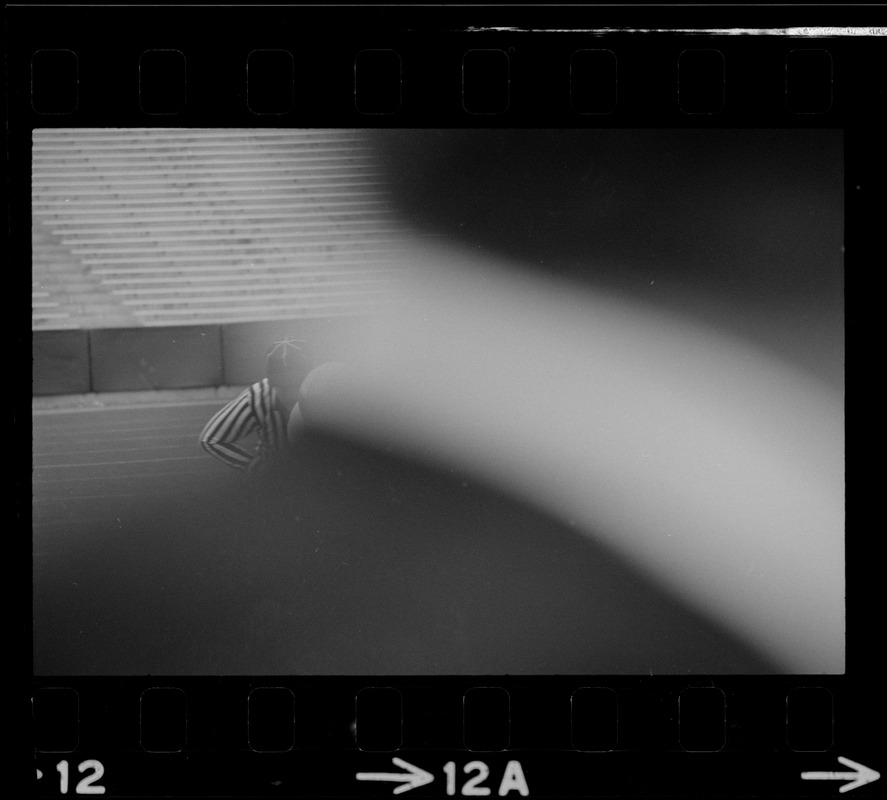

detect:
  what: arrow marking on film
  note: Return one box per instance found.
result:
[356,757,435,795]
[802,756,881,794]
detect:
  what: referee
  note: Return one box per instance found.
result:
[199,339,312,473]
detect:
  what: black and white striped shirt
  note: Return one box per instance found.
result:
[199,379,289,470]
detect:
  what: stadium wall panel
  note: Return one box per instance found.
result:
[31,318,368,396]
[221,317,369,385]
[89,326,223,393]
[32,330,91,395]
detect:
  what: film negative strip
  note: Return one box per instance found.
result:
[13,4,884,799]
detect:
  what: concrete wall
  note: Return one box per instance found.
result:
[32,330,92,395]
[32,317,367,396]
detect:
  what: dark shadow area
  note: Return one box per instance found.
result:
[371,129,843,383]
[34,426,778,676]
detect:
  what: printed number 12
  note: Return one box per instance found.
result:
[56,760,106,795]
[443,761,529,797]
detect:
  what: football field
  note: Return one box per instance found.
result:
[32,397,777,676]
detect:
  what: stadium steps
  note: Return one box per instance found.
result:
[32,129,413,331]
[32,220,139,329]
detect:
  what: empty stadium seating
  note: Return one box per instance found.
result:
[32,128,413,328]
[32,128,416,392]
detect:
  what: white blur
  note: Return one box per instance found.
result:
[299,239,845,675]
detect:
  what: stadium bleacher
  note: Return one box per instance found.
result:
[32,128,415,393]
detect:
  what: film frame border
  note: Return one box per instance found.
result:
[13,5,883,799]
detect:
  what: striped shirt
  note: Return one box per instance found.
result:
[199,379,289,470]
